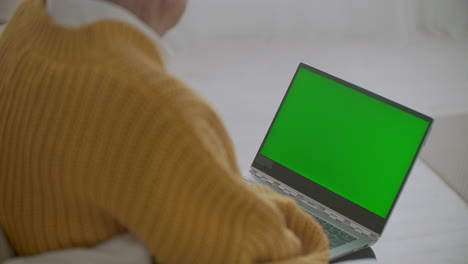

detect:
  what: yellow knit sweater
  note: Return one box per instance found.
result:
[0,0,329,263]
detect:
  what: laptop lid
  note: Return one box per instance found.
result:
[251,63,433,235]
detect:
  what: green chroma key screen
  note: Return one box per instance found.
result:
[260,67,430,218]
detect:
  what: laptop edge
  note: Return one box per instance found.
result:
[245,63,433,260]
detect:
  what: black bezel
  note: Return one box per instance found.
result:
[252,63,433,234]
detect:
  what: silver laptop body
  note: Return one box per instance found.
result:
[244,63,433,260]
[244,169,376,260]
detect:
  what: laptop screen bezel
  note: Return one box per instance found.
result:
[251,63,433,234]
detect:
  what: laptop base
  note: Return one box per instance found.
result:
[244,170,376,261]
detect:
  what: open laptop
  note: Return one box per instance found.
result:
[244,63,433,260]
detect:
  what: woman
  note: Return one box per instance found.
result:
[0,0,329,263]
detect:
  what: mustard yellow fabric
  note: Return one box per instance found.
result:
[0,0,329,263]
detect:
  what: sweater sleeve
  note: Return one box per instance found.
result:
[81,77,329,264]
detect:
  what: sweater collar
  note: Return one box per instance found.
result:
[46,0,170,61]
[1,0,165,65]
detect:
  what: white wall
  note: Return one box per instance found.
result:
[420,0,468,39]
[166,0,468,51]
[2,0,467,45]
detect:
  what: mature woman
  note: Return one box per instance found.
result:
[0,0,329,263]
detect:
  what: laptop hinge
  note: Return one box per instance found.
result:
[249,168,380,241]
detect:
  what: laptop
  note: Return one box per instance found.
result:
[244,63,433,260]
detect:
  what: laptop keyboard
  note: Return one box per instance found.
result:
[315,217,357,248]
[244,175,357,249]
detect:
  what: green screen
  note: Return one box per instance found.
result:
[260,67,430,218]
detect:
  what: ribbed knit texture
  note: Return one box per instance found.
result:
[0,0,329,263]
